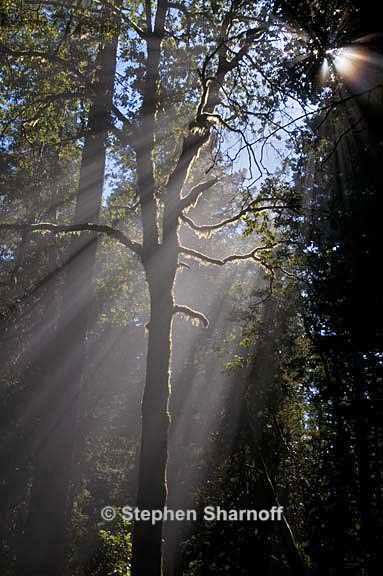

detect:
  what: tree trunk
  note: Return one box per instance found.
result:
[18,27,118,576]
[132,100,180,574]
[132,274,174,576]
[130,2,171,572]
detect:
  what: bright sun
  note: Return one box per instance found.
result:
[322,44,382,85]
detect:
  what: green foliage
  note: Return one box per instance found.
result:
[91,514,132,576]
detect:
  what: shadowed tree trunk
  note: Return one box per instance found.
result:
[130,2,170,573]
[18,23,119,576]
[132,266,175,575]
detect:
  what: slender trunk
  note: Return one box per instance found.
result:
[132,100,180,574]
[132,164,179,573]
[18,28,118,576]
[132,275,174,576]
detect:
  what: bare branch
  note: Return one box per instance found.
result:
[173,304,209,328]
[179,244,279,269]
[0,222,142,256]
[179,178,219,212]
[181,204,295,234]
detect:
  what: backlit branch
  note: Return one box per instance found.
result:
[181,204,295,233]
[179,244,279,271]
[0,222,142,256]
[173,304,209,328]
[179,178,219,211]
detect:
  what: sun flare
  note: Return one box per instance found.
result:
[322,44,383,86]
